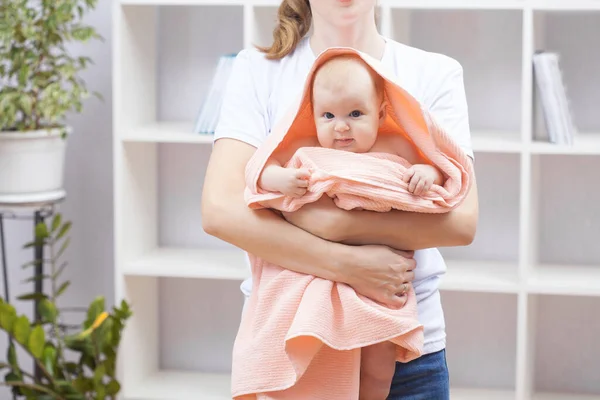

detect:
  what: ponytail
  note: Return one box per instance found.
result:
[257,0,312,60]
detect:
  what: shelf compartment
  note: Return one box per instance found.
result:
[120,276,244,400]
[441,260,519,294]
[531,10,600,144]
[531,295,600,397]
[124,247,248,280]
[444,292,518,392]
[533,155,600,268]
[393,9,523,136]
[440,153,521,265]
[528,264,600,296]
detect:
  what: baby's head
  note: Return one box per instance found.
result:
[311,55,386,152]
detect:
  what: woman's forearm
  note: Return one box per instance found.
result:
[338,179,479,250]
[202,139,347,282]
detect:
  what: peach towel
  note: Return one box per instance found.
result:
[231,47,474,400]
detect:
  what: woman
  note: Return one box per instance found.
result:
[202,0,478,398]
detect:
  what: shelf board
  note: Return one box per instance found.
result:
[382,0,525,9]
[530,133,600,155]
[120,121,213,144]
[450,388,516,399]
[471,130,523,153]
[528,264,600,296]
[123,373,522,400]
[123,247,249,280]
[120,122,524,155]
[532,0,600,11]
[120,0,246,5]
[533,392,600,400]
[441,260,520,293]
[124,370,230,400]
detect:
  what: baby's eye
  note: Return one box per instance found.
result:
[324,112,335,119]
[350,110,362,118]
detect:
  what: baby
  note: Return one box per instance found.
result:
[257,56,444,400]
[259,55,444,200]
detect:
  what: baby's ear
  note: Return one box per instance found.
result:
[379,100,388,123]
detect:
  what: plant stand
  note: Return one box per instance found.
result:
[0,190,66,384]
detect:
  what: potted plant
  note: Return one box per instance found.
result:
[0,0,102,197]
[0,214,132,399]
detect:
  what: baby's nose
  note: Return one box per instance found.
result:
[334,120,350,132]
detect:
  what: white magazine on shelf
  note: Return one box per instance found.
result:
[532,51,577,145]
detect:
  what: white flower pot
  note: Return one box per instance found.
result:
[0,127,70,196]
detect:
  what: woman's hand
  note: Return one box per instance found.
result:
[336,245,416,310]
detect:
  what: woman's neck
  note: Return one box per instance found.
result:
[309,14,385,60]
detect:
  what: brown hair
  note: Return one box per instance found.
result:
[257,0,312,60]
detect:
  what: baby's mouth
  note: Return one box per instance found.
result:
[334,138,355,147]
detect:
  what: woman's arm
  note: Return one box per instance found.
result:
[201,138,417,309]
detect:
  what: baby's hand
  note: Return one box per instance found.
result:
[278,168,311,198]
[402,164,441,196]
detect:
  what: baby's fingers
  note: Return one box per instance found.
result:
[295,168,311,180]
[403,167,415,183]
[408,175,420,193]
[296,178,309,188]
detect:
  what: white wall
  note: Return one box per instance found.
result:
[0,1,113,399]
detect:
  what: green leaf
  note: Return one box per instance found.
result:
[17,292,48,301]
[72,377,94,393]
[0,302,17,332]
[18,65,29,87]
[106,380,121,396]
[56,221,71,240]
[56,280,71,297]
[35,221,49,241]
[21,274,51,283]
[13,315,31,345]
[52,261,68,279]
[85,296,104,329]
[51,214,62,233]
[28,325,45,358]
[18,94,32,116]
[43,345,56,376]
[22,239,44,249]
[21,258,44,269]
[38,299,58,323]
[93,362,105,384]
[7,342,18,369]
[4,371,22,396]
[55,237,70,261]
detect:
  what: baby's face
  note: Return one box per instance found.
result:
[312,65,383,153]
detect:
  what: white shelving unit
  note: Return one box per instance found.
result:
[112,0,600,399]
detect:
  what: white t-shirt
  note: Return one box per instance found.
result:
[213,36,473,355]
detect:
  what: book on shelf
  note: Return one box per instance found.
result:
[532,51,577,145]
[194,53,237,135]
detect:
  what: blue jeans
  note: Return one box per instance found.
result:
[387,349,449,400]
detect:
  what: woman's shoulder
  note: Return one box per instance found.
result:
[384,37,463,74]
[382,37,465,106]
